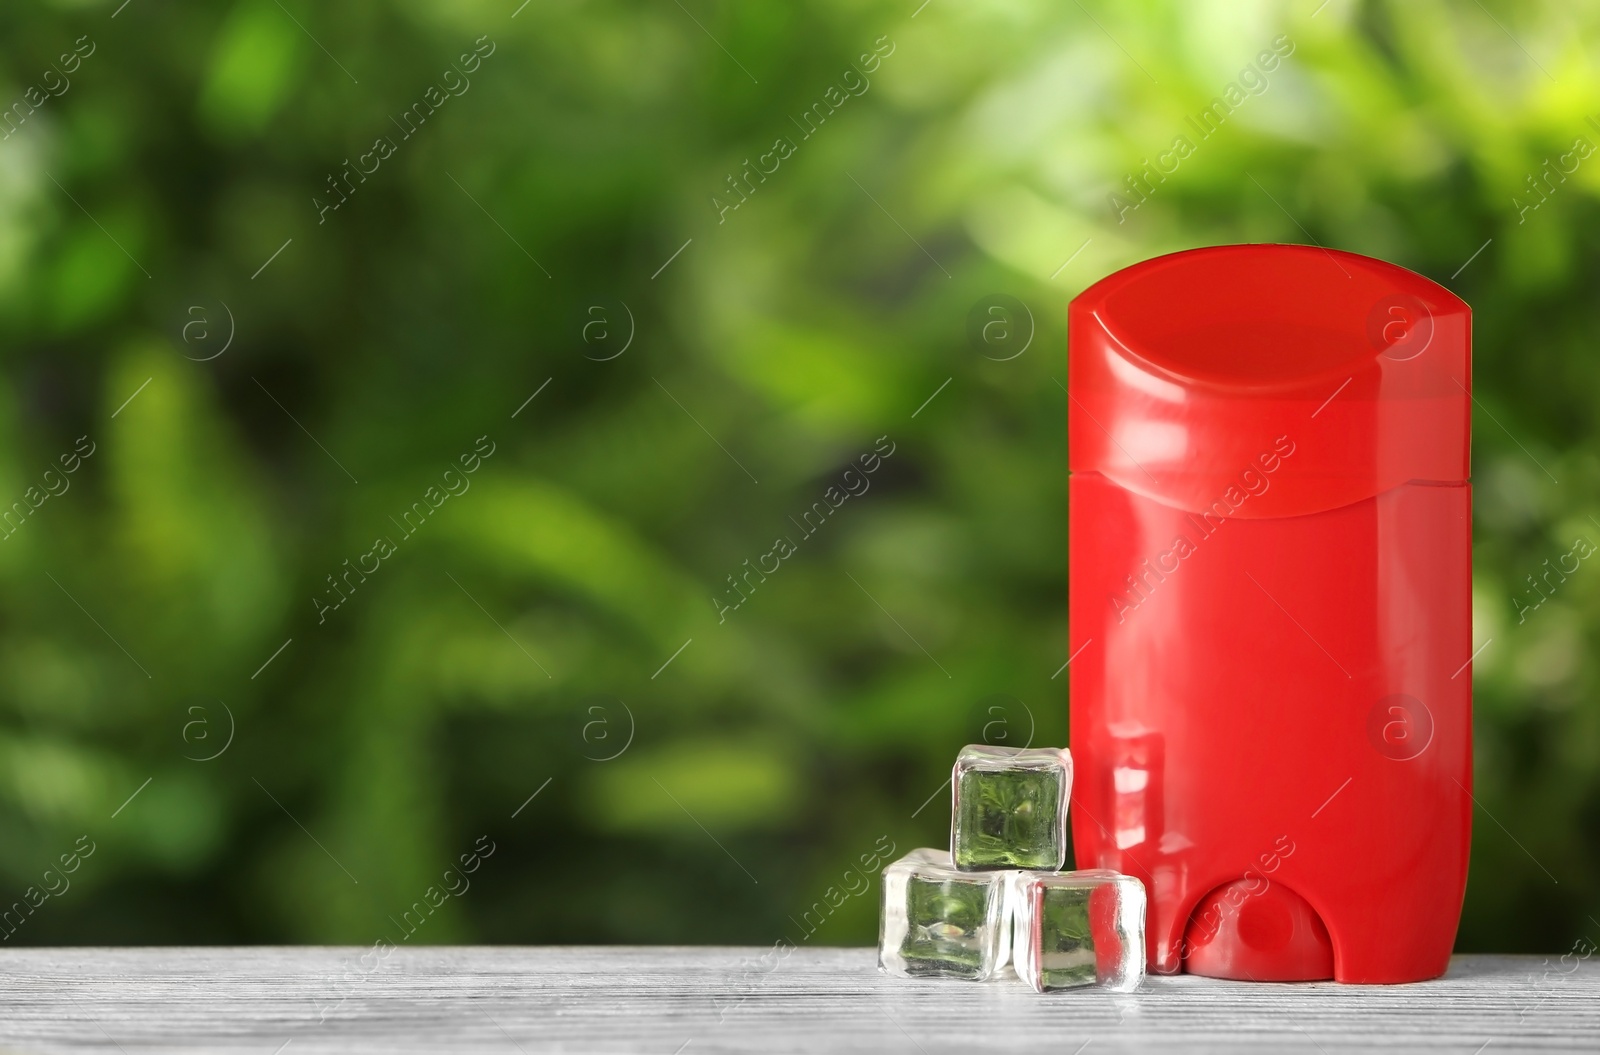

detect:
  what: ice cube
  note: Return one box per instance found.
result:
[878,848,1012,980]
[951,744,1073,870]
[1012,869,1146,992]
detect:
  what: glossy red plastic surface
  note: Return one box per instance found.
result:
[1183,880,1335,982]
[1067,245,1472,984]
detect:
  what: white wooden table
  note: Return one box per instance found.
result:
[0,947,1593,1053]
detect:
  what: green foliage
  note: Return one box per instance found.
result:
[954,765,1062,869]
[0,0,1595,954]
[1038,885,1098,990]
[901,875,988,973]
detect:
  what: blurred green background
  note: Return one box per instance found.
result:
[0,0,1595,954]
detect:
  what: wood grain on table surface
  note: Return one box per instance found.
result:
[0,948,1593,1053]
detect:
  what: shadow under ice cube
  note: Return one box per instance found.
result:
[1012,869,1146,992]
[878,848,1011,981]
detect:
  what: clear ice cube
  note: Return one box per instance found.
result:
[951,744,1073,870]
[1012,869,1146,992]
[878,848,1011,981]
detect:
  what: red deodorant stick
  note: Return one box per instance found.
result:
[1068,244,1471,983]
